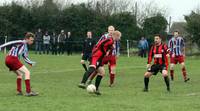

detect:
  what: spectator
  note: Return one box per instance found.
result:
[58,30,66,55]
[35,28,43,54]
[43,31,50,54]
[138,37,149,58]
[51,32,58,55]
[66,31,73,56]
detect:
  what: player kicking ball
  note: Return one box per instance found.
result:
[0,32,38,96]
[78,31,121,95]
[143,34,170,92]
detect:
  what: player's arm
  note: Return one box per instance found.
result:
[147,46,154,68]
[163,44,170,57]
[22,49,36,66]
[181,38,186,56]
[82,40,86,55]
[0,40,25,50]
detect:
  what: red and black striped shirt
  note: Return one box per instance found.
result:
[148,43,169,66]
[92,37,114,55]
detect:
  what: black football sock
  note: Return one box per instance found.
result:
[95,75,103,91]
[82,64,87,71]
[144,77,149,89]
[81,67,95,84]
[164,76,170,88]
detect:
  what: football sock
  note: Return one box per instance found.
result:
[89,71,97,81]
[25,79,31,93]
[164,76,170,88]
[182,67,187,80]
[144,77,149,89]
[17,78,22,92]
[95,75,103,91]
[170,70,174,80]
[110,73,115,85]
[81,67,95,84]
[82,64,87,71]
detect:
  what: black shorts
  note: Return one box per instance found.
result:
[147,64,167,75]
[82,53,91,61]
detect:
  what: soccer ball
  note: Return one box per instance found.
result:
[86,84,96,93]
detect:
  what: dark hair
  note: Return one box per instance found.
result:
[174,30,180,34]
[154,34,161,38]
[25,32,35,39]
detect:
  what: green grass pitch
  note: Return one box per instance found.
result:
[0,54,200,111]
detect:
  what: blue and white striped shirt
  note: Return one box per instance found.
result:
[168,36,185,56]
[0,40,35,65]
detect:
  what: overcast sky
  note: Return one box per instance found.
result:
[1,0,200,22]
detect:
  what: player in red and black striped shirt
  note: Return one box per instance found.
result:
[78,31,121,95]
[143,34,170,92]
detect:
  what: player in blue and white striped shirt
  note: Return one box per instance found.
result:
[168,31,190,82]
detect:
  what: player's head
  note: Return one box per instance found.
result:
[108,25,115,34]
[154,34,162,45]
[87,31,92,38]
[112,30,121,41]
[174,30,179,38]
[25,32,35,45]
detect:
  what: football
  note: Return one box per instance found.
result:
[86,84,96,93]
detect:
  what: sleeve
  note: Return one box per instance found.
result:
[82,40,86,53]
[168,39,172,52]
[116,41,120,56]
[147,46,154,64]
[0,40,25,49]
[22,47,35,66]
[163,44,170,54]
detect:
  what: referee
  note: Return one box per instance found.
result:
[80,31,95,71]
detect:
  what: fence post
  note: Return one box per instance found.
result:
[127,40,130,57]
[4,36,7,54]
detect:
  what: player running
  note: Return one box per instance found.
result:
[80,31,96,71]
[168,31,190,82]
[143,34,170,92]
[87,25,120,87]
[78,31,121,95]
[0,32,38,96]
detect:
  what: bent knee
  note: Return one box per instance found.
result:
[80,60,85,64]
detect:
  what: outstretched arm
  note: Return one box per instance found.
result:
[0,40,25,49]
[22,49,36,66]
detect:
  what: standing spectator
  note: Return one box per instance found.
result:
[58,30,66,55]
[43,31,50,54]
[51,32,58,55]
[138,37,149,58]
[66,32,73,56]
[35,28,43,54]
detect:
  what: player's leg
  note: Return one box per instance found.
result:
[170,63,175,81]
[14,70,23,95]
[162,70,170,91]
[87,71,98,84]
[94,66,105,95]
[80,54,88,71]
[180,62,190,82]
[109,64,116,87]
[143,71,153,92]
[17,66,38,96]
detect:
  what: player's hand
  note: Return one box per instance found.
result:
[172,54,175,58]
[81,53,83,56]
[146,64,151,69]
[31,62,36,67]
[183,54,186,59]
[166,54,170,58]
